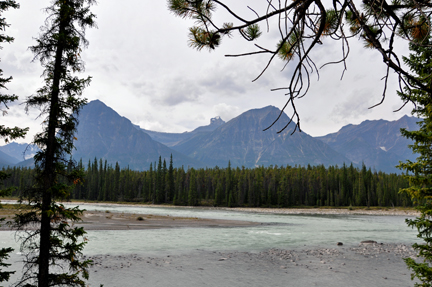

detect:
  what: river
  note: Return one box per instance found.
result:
[0,203,418,256]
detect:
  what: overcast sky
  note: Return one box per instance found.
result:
[1,0,413,145]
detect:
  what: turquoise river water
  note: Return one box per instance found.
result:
[0,203,419,256]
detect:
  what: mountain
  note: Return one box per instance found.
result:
[0,149,19,167]
[14,157,36,168]
[2,100,417,173]
[73,100,203,170]
[192,116,225,133]
[316,115,419,173]
[172,106,350,168]
[141,116,226,147]
[0,142,39,163]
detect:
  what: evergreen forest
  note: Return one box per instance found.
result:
[1,156,412,208]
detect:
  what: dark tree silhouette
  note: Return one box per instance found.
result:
[0,0,27,284]
[398,21,432,286]
[12,1,96,286]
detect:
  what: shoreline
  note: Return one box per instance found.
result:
[0,209,260,231]
[222,207,419,216]
[2,199,418,216]
[78,210,260,230]
[63,201,420,216]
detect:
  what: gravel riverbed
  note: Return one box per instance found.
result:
[83,242,418,287]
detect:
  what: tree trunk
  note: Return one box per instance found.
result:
[38,4,68,286]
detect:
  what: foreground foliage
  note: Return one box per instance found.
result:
[0,0,27,283]
[397,22,432,287]
[0,171,14,284]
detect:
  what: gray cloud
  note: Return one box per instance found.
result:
[213,103,240,121]
[331,88,376,120]
[153,77,203,106]
[198,70,246,95]
[0,0,413,144]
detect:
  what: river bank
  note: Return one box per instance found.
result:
[1,199,419,216]
[63,201,420,216]
[225,207,419,216]
[79,210,260,230]
[0,209,260,231]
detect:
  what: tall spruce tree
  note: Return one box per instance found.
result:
[162,158,167,202]
[13,1,96,286]
[0,1,27,284]
[168,154,174,202]
[188,168,198,206]
[397,19,432,286]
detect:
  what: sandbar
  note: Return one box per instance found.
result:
[77,210,260,230]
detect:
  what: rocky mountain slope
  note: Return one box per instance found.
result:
[0,150,19,167]
[72,100,203,170]
[141,116,225,147]
[0,142,38,163]
[316,115,418,173]
[172,106,350,168]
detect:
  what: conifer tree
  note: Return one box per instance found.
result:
[226,161,233,207]
[155,156,162,203]
[214,178,222,207]
[188,169,198,206]
[168,154,174,201]
[0,1,27,283]
[162,158,167,202]
[114,162,120,200]
[102,159,108,201]
[13,1,96,286]
[397,20,432,286]
[148,162,154,203]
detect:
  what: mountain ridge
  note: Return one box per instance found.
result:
[316,114,418,173]
[171,105,351,168]
[140,116,225,147]
[71,100,204,170]
[1,100,418,173]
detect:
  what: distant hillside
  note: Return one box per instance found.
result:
[172,106,350,168]
[316,115,418,173]
[141,116,225,147]
[72,100,204,170]
[0,149,19,167]
[0,142,39,163]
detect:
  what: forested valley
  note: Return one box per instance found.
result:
[1,156,411,208]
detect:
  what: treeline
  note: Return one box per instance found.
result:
[1,156,412,207]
